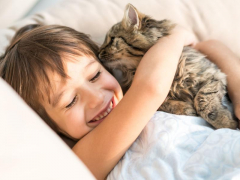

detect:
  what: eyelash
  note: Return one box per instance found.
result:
[66,96,77,109]
[65,71,102,109]
[89,70,102,82]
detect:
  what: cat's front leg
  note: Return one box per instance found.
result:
[158,99,196,116]
[194,80,238,129]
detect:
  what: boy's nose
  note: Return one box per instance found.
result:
[84,87,104,109]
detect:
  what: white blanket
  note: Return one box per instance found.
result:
[107,112,240,180]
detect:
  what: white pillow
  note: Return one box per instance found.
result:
[0,0,39,28]
[1,0,240,56]
[0,78,95,180]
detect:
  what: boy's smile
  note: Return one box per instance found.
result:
[88,97,113,123]
[42,55,123,139]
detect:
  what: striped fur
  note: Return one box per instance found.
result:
[99,3,237,129]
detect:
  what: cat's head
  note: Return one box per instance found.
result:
[99,3,175,70]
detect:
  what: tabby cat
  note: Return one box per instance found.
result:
[99,3,238,129]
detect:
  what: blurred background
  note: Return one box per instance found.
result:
[0,0,63,28]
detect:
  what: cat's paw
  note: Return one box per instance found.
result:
[208,110,238,129]
[218,119,238,129]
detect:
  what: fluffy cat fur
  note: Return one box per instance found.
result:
[99,3,238,129]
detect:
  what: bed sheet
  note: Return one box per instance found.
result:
[108,112,240,180]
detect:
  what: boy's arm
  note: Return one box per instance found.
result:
[72,27,195,180]
[195,40,240,121]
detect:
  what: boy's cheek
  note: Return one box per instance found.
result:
[101,70,123,96]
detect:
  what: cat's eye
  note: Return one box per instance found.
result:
[129,44,133,48]
[110,37,115,42]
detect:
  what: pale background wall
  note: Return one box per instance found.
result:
[0,0,63,28]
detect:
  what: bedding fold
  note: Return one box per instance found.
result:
[108,112,240,180]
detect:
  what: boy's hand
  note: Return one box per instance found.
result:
[171,25,198,47]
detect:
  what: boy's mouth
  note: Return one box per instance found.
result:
[89,98,114,123]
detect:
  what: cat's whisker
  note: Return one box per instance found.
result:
[100,55,112,59]
[99,54,113,59]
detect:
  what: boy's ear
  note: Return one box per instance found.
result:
[122,3,141,31]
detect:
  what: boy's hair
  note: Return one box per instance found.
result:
[0,24,99,132]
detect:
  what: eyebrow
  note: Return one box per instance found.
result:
[51,60,97,108]
[52,90,66,108]
[85,59,96,70]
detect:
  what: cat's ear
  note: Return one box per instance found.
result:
[122,4,141,31]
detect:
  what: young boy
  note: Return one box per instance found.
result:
[0,24,239,179]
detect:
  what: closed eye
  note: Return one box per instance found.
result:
[66,96,77,109]
[110,36,115,43]
[90,71,102,82]
[119,36,144,51]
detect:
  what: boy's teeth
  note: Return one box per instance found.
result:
[92,101,113,122]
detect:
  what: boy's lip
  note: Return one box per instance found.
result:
[88,97,115,123]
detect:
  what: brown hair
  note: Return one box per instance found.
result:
[0,24,99,132]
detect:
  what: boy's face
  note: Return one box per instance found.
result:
[42,55,123,139]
